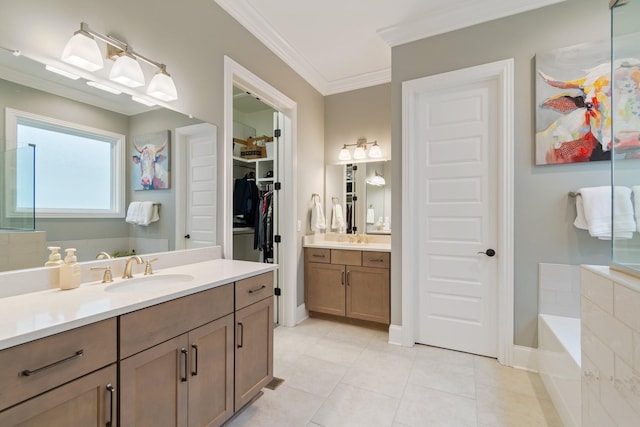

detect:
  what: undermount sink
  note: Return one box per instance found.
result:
[105,274,195,293]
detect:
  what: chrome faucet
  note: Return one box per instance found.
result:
[122,255,144,279]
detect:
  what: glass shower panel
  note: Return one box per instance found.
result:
[1,144,35,230]
[611,0,640,273]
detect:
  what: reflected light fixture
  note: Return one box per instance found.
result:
[86,80,122,95]
[45,64,80,80]
[366,171,386,187]
[338,138,383,162]
[131,95,156,107]
[61,22,178,101]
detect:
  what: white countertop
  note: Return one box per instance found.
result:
[302,233,391,252]
[0,259,277,350]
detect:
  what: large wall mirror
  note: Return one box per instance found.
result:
[0,49,215,271]
[325,160,391,235]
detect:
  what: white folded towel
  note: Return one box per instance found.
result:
[574,186,635,239]
[366,207,375,224]
[125,201,142,224]
[310,195,326,232]
[632,186,640,232]
[331,203,345,231]
[126,201,160,226]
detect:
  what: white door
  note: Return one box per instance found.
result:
[411,71,499,357]
[175,123,217,249]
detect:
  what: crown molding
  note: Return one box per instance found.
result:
[215,0,330,95]
[377,0,568,47]
[325,68,391,95]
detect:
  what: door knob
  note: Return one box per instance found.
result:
[184,234,191,239]
[478,249,496,257]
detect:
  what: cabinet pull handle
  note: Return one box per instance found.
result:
[341,271,345,286]
[20,349,84,376]
[191,344,199,376]
[369,258,383,263]
[180,348,188,382]
[248,285,266,294]
[312,254,325,258]
[106,383,115,427]
[347,271,351,286]
[238,322,244,348]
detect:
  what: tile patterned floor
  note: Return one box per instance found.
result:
[226,318,562,427]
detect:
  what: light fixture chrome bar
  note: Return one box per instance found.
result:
[610,0,629,9]
[78,22,167,71]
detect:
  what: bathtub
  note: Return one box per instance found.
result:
[538,314,581,427]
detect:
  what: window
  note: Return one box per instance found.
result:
[5,108,125,218]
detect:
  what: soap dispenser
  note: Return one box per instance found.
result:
[45,246,64,267]
[59,248,81,290]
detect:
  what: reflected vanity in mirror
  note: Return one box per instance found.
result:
[325,160,391,235]
[0,49,216,272]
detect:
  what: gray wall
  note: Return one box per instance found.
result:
[0,0,326,305]
[392,0,612,347]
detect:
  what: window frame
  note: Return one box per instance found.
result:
[5,107,126,218]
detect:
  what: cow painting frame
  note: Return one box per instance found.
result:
[131,130,170,190]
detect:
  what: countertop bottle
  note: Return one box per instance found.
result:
[60,248,81,290]
[45,246,64,267]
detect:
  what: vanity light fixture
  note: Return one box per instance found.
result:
[338,138,383,162]
[366,170,386,187]
[61,22,178,101]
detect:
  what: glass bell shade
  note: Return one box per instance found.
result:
[338,145,351,161]
[109,54,145,88]
[147,71,178,101]
[61,32,103,72]
[368,142,382,158]
[353,145,366,160]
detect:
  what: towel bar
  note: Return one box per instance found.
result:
[568,191,580,197]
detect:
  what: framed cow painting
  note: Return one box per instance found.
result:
[535,35,640,165]
[132,130,170,190]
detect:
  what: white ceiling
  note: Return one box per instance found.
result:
[216,0,566,95]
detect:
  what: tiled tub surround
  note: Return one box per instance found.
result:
[539,314,581,427]
[537,263,582,427]
[581,265,640,426]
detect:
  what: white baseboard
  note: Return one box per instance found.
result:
[388,324,403,346]
[295,303,308,325]
[512,345,539,372]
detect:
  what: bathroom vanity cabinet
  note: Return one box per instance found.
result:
[119,283,235,426]
[0,319,117,426]
[305,248,390,324]
[0,266,275,427]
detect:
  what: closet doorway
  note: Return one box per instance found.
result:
[232,86,281,323]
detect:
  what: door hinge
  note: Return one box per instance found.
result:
[274,129,281,138]
[274,235,281,243]
[274,288,281,296]
[274,182,281,191]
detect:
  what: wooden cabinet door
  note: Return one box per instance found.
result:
[120,335,189,427]
[346,266,390,324]
[188,314,234,427]
[235,297,273,411]
[305,262,346,316]
[0,364,117,426]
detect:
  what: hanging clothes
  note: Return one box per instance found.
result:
[233,173,259,227]
[254,191,274,262]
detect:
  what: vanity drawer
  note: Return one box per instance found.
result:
[362,251,390,268]
[236,271,274,310]
[331,249,362,266]
[305,248,331,264]
[0,318,117,411]
[120,283,234,358]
